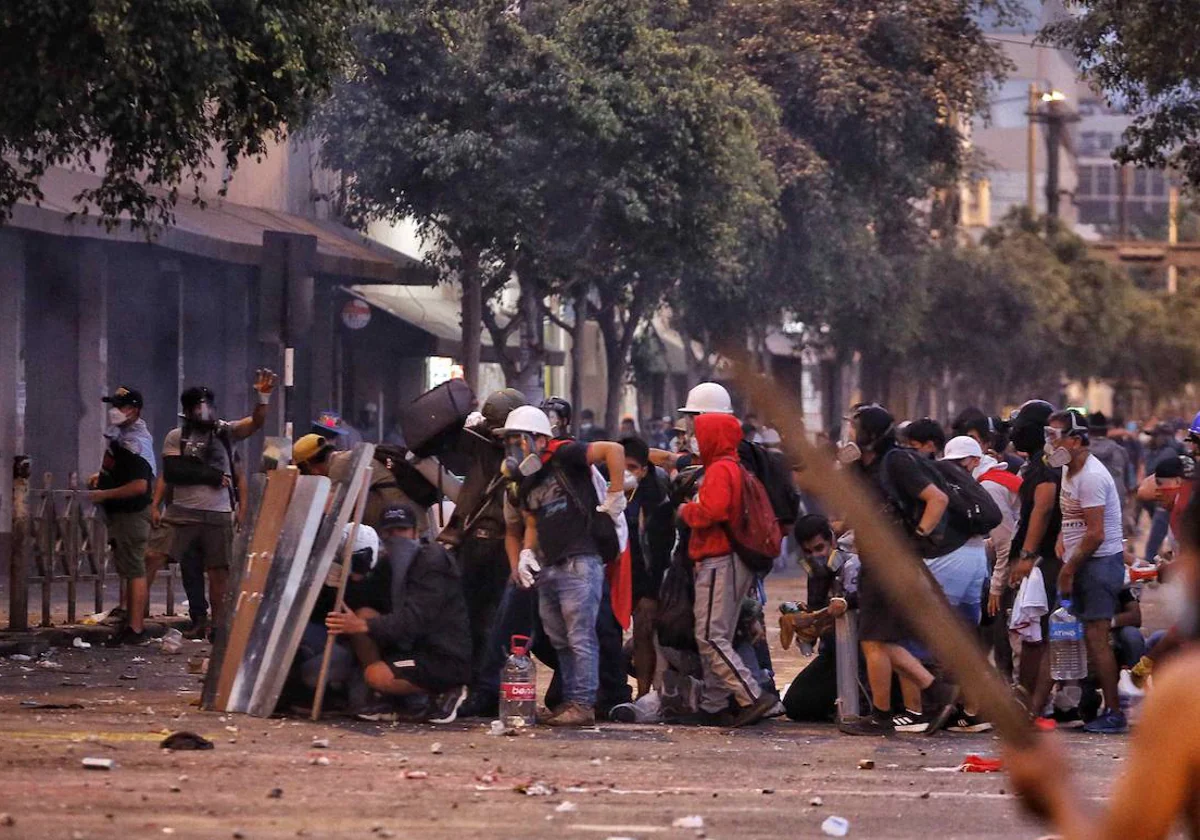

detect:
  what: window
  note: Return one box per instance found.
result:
[1078,200,1112,224]
[1134,169,1148,197]
[1096,166,1114,196]
[1099,133,1115,151]
[1077,166,1094,196]
[1151,170,1166,197]
[1079,132,1098,156]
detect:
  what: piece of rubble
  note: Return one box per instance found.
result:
[0,813,15,827]
[672,816,704,829]
[809,796,824,807]
[267,788,283,799]
[310,756,330,766]
[857,759,875,770]
[430,742,443,754]
[73,637,91,649]
[554,802,577,813]
[821,816,850,837]
[311,738,329,749]
[82,757,115,771]
[403,770,429,780]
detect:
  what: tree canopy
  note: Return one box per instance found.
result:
[0,0,359,227]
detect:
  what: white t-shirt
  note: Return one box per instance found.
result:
[1059,454,1124,561]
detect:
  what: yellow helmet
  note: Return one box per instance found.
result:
[293,433,333,465]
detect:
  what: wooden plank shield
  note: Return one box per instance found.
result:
[246,444,375,718]
[206,468,298,711]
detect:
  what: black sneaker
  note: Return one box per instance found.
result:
[1051,706,1085,729]
[428,686,468,724]
[456,692,499,720]
[839,709,894,736]
[355,701,400,723]
[947,712,994,733]
[184,617,211,641]
[695,708,737,728]
[923,680,961,735]
[892,710,931,734]
[730,692,780,728]
[103,627,148,648]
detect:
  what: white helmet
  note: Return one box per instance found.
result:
[679,382,734,415]
[499,405,553,437]
[341,523,380,569]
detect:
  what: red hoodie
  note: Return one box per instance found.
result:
[679,413,744,561]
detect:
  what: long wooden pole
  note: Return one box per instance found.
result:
[730,355,1034,747]
[311,470,371,722]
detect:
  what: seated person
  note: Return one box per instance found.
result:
[326,504,471,724]
[288,524,380,711]
[1111,585,1145,669]
[782,514,861,722]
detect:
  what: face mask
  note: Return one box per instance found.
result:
[688,435,700,456]
[668,435,684,453]
[546,411,566,438]
[836,441,862,464]
[190,403,216,427]
[107,407,129,427]
[1044,441,1071,469]
[502,436,542,478]
[1139,432,1153,446]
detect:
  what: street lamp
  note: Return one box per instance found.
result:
[1027,86,1074,218]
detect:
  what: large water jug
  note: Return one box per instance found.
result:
[1049,600,1087,681]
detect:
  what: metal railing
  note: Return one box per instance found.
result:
[8,474,178,630]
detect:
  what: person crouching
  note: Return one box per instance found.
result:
[325,504,471,724]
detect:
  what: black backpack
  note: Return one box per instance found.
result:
[738,441,800,527]
[932,459,1003,538]
[656,551,698,651]
[550,462,621,565]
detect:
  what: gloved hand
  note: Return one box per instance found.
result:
[517,549,541,589]
[597,490,627,517]
[465,411,486,430]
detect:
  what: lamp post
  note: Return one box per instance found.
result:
[1027,87,1070,218]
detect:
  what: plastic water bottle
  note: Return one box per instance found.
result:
[1048,600,1087,681]
[500,634,537,728]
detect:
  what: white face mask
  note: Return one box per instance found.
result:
[107,407,129,427]
[688,435,700,456]
[1044,441,1071,469]
[836,441,862,464]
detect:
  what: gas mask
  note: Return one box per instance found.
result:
[836,415,861,464]
[502,434,543,479]
[107,407,130,428]
[189,402,216,429]
[1044,441,1071,469]
[546,410,567,439]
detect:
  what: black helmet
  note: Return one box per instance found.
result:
[541,396,572,437]
[180,386,215,411]
[1010,399,1055,455]
[851,404,895,453]
[481,388,528,432]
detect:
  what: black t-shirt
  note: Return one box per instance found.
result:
[98,441,154,514]
[520,442,599,564]
[1011,452,1062,563]
[627,466,670,600]
[867,445,967,556]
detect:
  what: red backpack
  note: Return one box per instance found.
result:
[725,464,783,574]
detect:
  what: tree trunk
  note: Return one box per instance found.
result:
[596,305,625,434]
[511,274,546,402]
[569,286,587,422]
[459,249,483,398]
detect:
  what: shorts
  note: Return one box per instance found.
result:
[1071,551,1125,622]
[856,566,912,644]
[147,520,175,559]
[170,511,234,570]
[107,508,152,579]
[385,653,463,694]
[925,541,988,607]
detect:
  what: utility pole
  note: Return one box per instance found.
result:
[1117,164,1130,240]
[1045,101,1063,218]
[1026,84,1038,212]
[1168,184,1180,294]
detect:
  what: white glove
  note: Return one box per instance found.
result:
[465,411,485,430]
[517,549,541,589]
[597,490,627,517]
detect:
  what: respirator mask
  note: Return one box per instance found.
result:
[836,415,862,464]
[188,402,216,429]
[107,407,130,428]
[502,434,543,479]
[1044,419,1084,469]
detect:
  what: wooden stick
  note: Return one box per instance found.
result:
[729,354,1034,747]
[311,469,371,722]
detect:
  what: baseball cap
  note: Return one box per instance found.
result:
[941,435,983,461]
[293,433,334,465]
[313,410,348,436]
[378,504,418,532]
[102,387,144,409]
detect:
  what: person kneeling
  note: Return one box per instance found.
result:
[326,505,471,724]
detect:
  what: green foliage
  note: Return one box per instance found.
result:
[1045,2,1200,187]
[0,0,359,227]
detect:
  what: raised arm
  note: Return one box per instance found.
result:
[227,369,277,442]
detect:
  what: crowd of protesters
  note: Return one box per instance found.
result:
[90,368,1200,738]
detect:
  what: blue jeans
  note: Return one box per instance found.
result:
[926,541,988,611]
[538,555,604,707]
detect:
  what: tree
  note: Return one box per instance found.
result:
[0,0,359,228]
[668,0,1017,407]
[1045,2,1200,186]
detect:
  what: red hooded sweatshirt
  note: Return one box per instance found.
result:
[679,413,744,561]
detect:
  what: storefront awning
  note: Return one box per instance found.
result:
[8,166,429,284]
[348,284,565,365]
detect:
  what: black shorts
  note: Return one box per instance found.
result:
[384,653,464,694]
[856,567,912,644]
